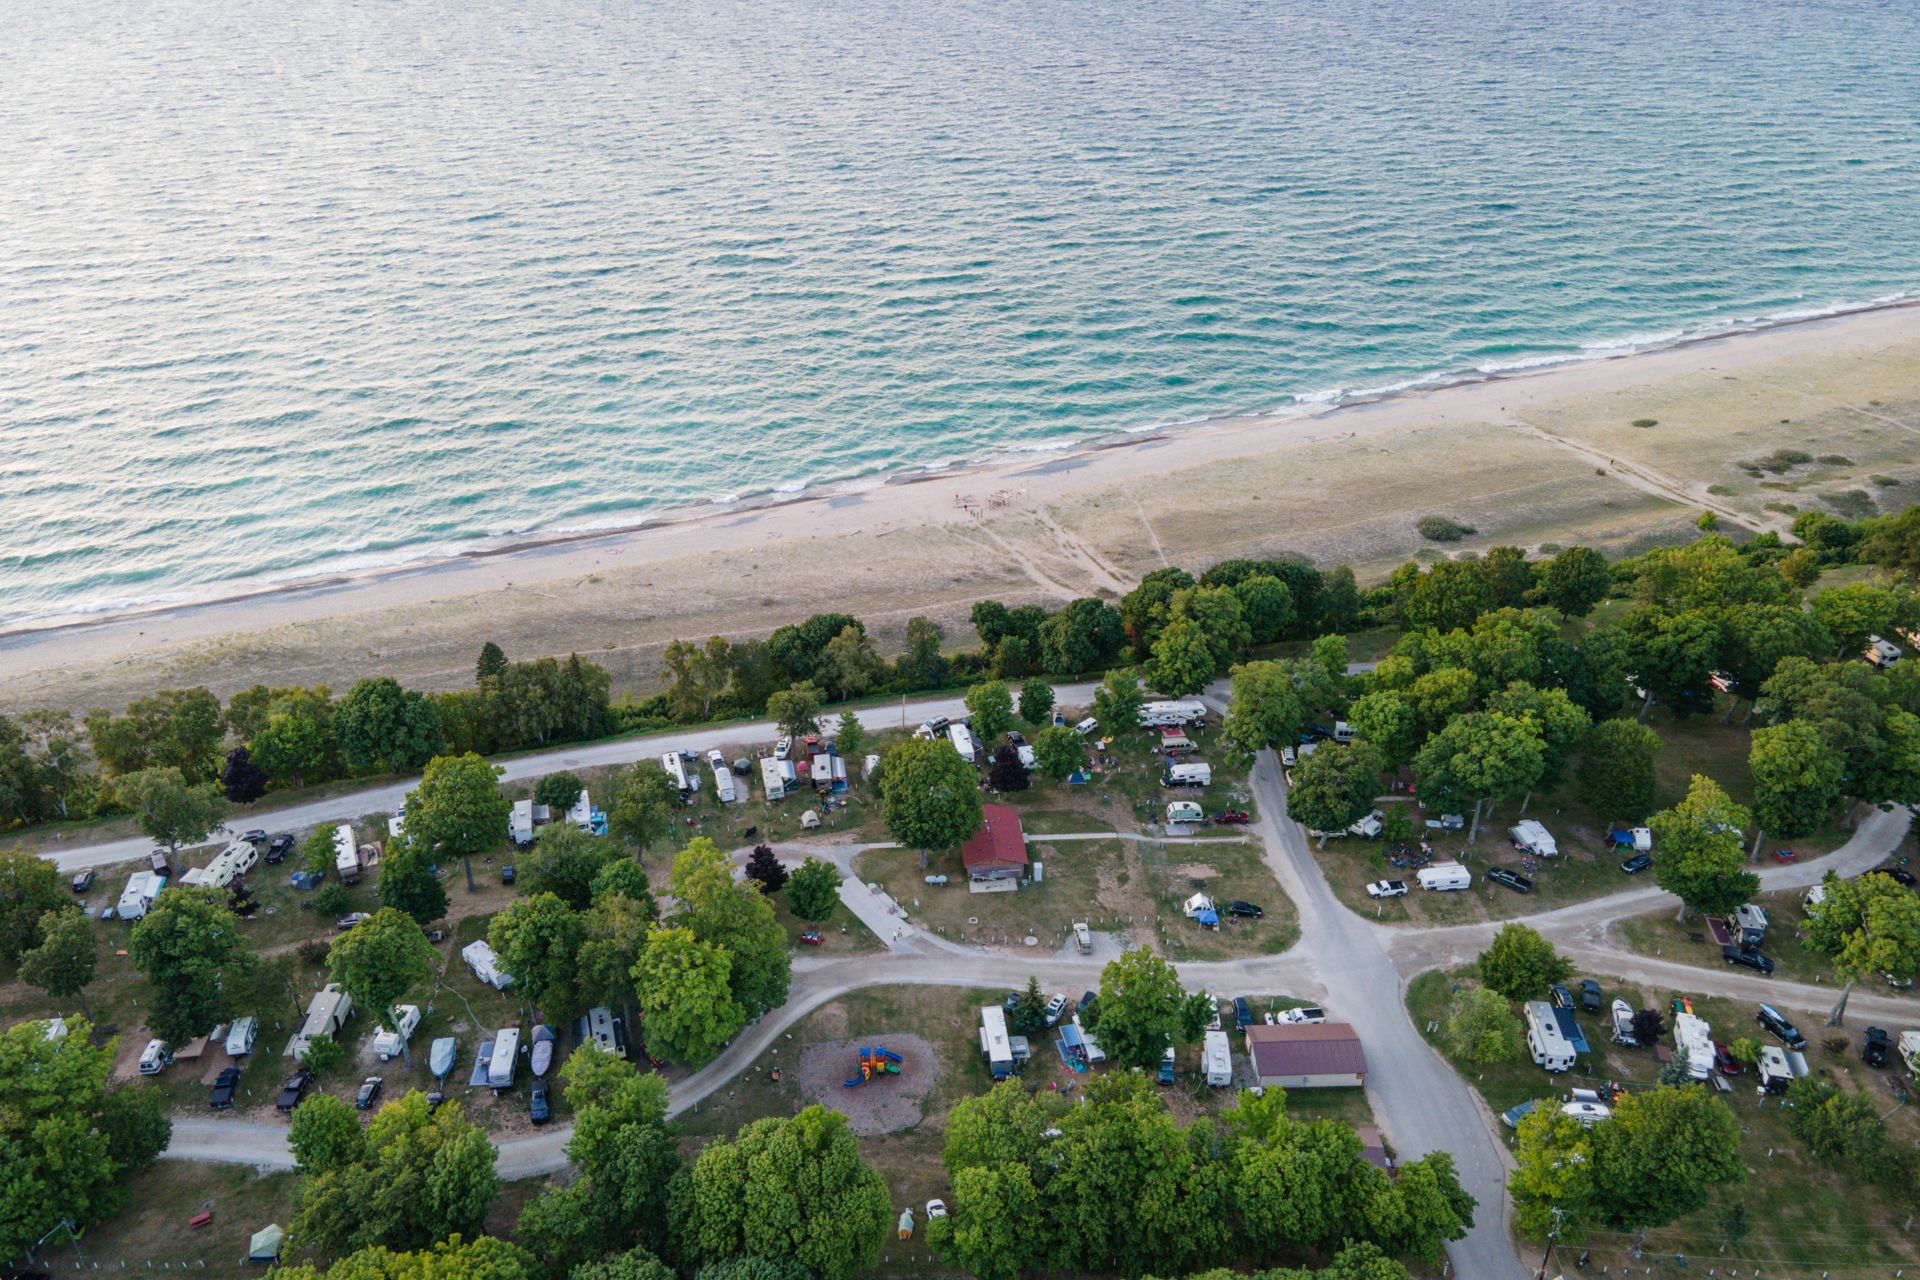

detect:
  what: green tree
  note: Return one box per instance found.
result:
[766,682,825,739]
[302,824,337,875]
[376,837,449,926]
[1575,719,1662,822]
[1219,660,1307,769]
[84,687,226,781]
[573,1248,675,1280]
[1288,742,1384,839]
[1032,724,1085,782]
[1120,568,1197,656]
[879,735,984,854]
[1443,986,1522,1064]
[1091,666,1146,734]
[1404,666,1478,738]
[1786,1078,1889,1167]
[1170,585,1250,670]
[633,926,743,1065]
[19,906,98,1016]
[1018,678,1055,728]
[785,857,842,921]
[1805,871,1920,1020]
[490,892,589,1023]
[608,761,678,854]
[333,677,445,773]
[1476,923,1571,1003]
[965,679,1016,748]
[250,688,339,787]
[1485,682,1590,792]
[898,617,951,690]
[328,908,436,1033]
[1410,711,1544,840]
[1622,608,1722,720]
[522,823,625,909]
[1041,598,1128,676]
[577,889,656,1011]
[406,753,510,869]
[476,641,509,685]
[833,710,868,762]
[289,1092,368,1175]
[928,1161,1046,1280]
[1749,720,1845,838]
[111,765,229,855]
[292,1092,499,1254]
[0,845,67,963]
[1536,546,1612,619]
[1811,581,1910,657]
[268,1235,536,1280]
[16,708,94,821]
[0,1017,170,1260]
[534,771,584,815]
[661,636,735,721]
[1345,690,1419,769]
[817,626,886,700]
[1009,974,1050,1035]
[1233,574,1296,644]
[694,1260,811,1280]
[685,1106,891,1280]
[1083,948,1186,1071]
[128,885,255,1047]
[1509,1105,1596,1239]
[668,838,790,1018]
[1588,1086,1743,1231]
[1144,615,1217,697]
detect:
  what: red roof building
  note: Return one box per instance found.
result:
[1243,1023,1368,1088]
[960,804,1029,883]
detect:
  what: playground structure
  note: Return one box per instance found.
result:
[844,1045,904,1087]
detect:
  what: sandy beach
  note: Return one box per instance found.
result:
[7,302,1920,715]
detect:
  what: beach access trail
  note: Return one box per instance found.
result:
[50,693,1913,1280]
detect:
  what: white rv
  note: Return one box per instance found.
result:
[1072,1015,1106,1063]
[1509,820,1558,857]
[1673,1011,1714,1081]
[948,723,979,764]
[489,1027,520,1089]
[979,1005,1014,1079]
[224,1016,258,1056]
[1417,862,1472,891]
[709,753,738,803]
[462,940,513,990]
[1167,800,1205,824]
[760,756,788,801]
[1203,1029,1233,1086]
[116,870,166,920]
[138,1040,174,1075]
[509,799,538,846]
[332,824,362,882]
[660,752,697,794]
[372,1005,421,1061]
[181,840,259,890]
[287,984,355,1060]
[584,1006,625,1058]
[1141,700,1208,728]
[1524,1001,1575,1072]
[1163,762,1212,788]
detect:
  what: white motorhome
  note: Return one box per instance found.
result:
[1524,1001,1575,1072]
[138,1039,174,1075]
[225,1016,258,1057]
[948,723,979,764]
[333,824,362,882]
[1758,1044,1799,1094]
[1167,801,1205,825]
[181,840,259,890]
[584,1006,625,1058]
[510,799,538,846]
[1141,700,1208,728]
[660,752,697,794]
[462,940,514,991]
[1673,1011,1714,1081]
[1509,820,1558,857]
[287,984,355,1060]
[372,1005,421,1061]
[1163,762,1212,788]
[709,753,738,803]
[760,756,788,801]
[1417,862,1472,891]
[979,1005,1014,1079]
[1073,1014,1107,1063]
[566,790,596,832]
[489,1027,520,1089]
[116,870,166,920]
[1203,1029,1233,1086]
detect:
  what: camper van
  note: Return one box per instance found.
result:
[489,1027,520,1090]
[510,799,538,846]
[372,1005,421,1061]
[583,1006,626,1059]
[1157,728,1196,754]
[117,870,166,920]
[1417,862,1472,891]
[1673,1011,1714,1081]
[1732,904,1769,946]
[181,840,259,890]
[948,723,979,764]
[138,1040,174,1075]
[1167,801,1205,825]
[287,984,355,1060]
[225,1016,258,1057]
[1141,700,1208,728]
[462,940,513,990]
[1524,1001,1575,1072]
[1509,820,1558,857]
[709,752,738,803]
[1757,1044,1798,1094]
[332,824,364,882]
[660,752,697,795]
[760,756,788,801]
[1202,1029,1232,1086]
[979,1005,1014,1079]
[1162,762,1212,788]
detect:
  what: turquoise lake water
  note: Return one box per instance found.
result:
[3,0,1919,623]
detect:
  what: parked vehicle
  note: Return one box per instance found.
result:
[1501,1099,1538,1130]
[336,912,371,931]
[1877,864,1917,886]
[356,1077,384,1110]
[1226,900,1264,918]
[1561,1101,1612,1127]
[1773,848,1797,863]
[1488,867,1533,894]
[1277,1005,1326,1025]
[210,1066,241,1109]
[799,929,824,946]
[926,1199,948,1219]
[1349,811,1385,839]
[1864,1026,1891,1067]
[1508,820,1558,858]
[276,1068,314,1112]
[1549,983,1574,1009]
[1579,980,1602,1013]
[372,1005,421,1061]
[1524,1001,1575,1072]
[1233,996,1253,1028]
[1723,945,1774,975]
[1607,826,1653,852]
[1713,1042,1742,1075]
[1162,762,1212,788]
[1074,717,1098,736]
[1211,810,1250,824]
[138,1040,173,1076]
[1416,863,1471,892]
[1757,1004,1806,1049]
[224,1016,258,1057]
[1366,880,1409,899]
[1619,853,1653,875]
[267,833,295,862]
[1166,800,1205,824]
[70,869,94,893]
[1043,994,1069,1026]
[530,1083,551,1125]
[1608,999,1637,1046]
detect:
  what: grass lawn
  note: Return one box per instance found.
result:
[27,1163,300,1277]
[1408,967,1920,1274]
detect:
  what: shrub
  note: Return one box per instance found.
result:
[301,1034,346,1076]
[1818,454,1853,466]
[1871,474,1900,487]
[1631,418,1658,428]
[1823,490,1876,519]
[1763,501,1798,514]
[1706,483,1735,496]
[1417,516,1476,543]
[312,882,352,918]
[1750,448,1813,474]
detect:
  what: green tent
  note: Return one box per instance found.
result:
[248,1224,286,1264]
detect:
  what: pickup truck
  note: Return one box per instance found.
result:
[1365,880,1409,899]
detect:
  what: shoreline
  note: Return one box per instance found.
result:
[7,290,1920,649]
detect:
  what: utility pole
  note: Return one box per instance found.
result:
[1534,1206,1563,1280]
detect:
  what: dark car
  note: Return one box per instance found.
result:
[1488,867,1533,894]
[530,1083,551,1125]
[70,870,95,893]
[1548,983,1574,1009]
[1723,945,1775,975]
[501,865,517,885]
[1713,1042,1742,1075]
[1233,996,1253,1028]
[1299,724,1333,743]
[1876,864,1917,886]
[1226,901,1264,919]
[1756,1003,1806,1049]
[1864,1026,1891,1067]
[210,1066,242,1109]
[1619,854,1653,875]
[241,829,269,846]
[356,1076,383,1111]
[276,1068,314,1112]
[426,1090,446,1112]
[1579,979,1602,1013]
[266,833,295,863]
[1211,811,1251,825]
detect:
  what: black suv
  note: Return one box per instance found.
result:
[1864,1026,1891,1068]
[1619,853,1652,875]
[1756,1003,1806,1049]
[266,833,295,863]
[1226,901,1264,919]
[276,1068,315,1112]
[1488,867,1533,894]
[209,1066,241,1110]
[1579,979,1602,1012]
[1722,945,1775,975]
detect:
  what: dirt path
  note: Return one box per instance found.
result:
[796,1034,937,1136]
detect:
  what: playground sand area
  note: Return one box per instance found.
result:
[797,1034,938,1136]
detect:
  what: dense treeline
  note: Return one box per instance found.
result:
[5,503,1919,837]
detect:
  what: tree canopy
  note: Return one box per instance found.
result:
[329,908,436,1032]
[129,885,255,1047]
[1083,948,1187,1071]
[1476,923,1570,1003]
[879,735,984,853]
[406,752,510,861]
[292,1092,500,1255]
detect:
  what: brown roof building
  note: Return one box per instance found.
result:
[1243,1022,1367,1088]
[960,804,1029,883]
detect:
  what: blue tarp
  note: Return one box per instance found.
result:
[1193,909,1218,927]
[1552,1007,1591,1055]
[1056,1025,1090,1072]
[1066,771,1090,785]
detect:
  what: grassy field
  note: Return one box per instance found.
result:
[1408,966,1920,1275]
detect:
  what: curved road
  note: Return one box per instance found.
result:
[49,703,1913,1279]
